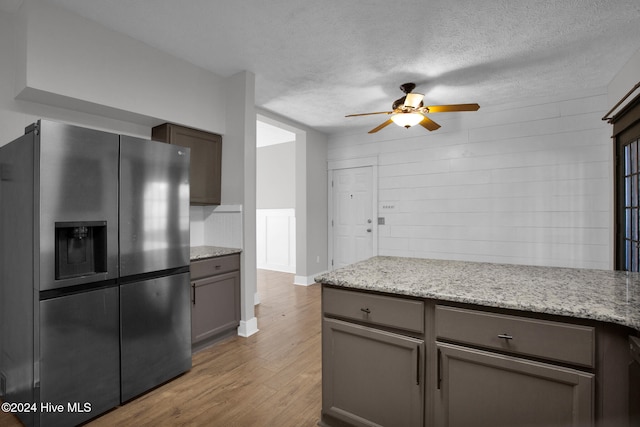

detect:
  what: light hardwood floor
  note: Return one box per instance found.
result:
[1,270,322,426]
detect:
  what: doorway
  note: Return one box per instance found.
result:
[256,119,296,273]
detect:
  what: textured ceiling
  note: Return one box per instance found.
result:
[34,1,640,133]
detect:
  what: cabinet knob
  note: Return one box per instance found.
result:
[498,333,513,340]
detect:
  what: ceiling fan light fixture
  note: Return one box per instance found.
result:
[404,93,424,108]
[391,113,423,128]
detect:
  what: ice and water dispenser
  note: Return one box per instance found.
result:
[55,221,108,279]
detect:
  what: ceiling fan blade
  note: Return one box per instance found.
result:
[425,103,480,113]
[368,119,393,134]
[419,116,441,131]
[345,111,392,117]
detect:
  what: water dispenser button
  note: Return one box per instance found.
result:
[73,226,88,240]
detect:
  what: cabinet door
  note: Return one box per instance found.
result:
[435,342,594,427]
[152,123,222,205]
[192,271,240,343]
[322,318,424,427]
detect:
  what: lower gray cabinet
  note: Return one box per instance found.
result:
[434,304,595,427]
[322,318,424,427]
[434,342,594,427]
[190,254,240,347]
[320,286,632,427]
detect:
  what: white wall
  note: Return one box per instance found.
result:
[257,141,295,209]
[15,0,225,134]
[0,5,151,142]
[305,125,330,278]
[607,46,640,110]
[224,71,258,336]
[329,88,612,270]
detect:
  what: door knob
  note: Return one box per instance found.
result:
[367,219,372,223]
[366,228,372,232]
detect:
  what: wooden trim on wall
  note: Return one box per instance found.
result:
[612,92,640,270]
[612,92,640,137]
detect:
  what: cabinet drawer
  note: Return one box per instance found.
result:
[435,305,595,368]
[323,287,424,334]
[190,254,240,280]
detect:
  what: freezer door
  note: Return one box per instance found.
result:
[120,272,192,402]
[39,286,120,427]
[119,136,190,277]
[38,120,120,290]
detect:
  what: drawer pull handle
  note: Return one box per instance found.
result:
[437,348,442,390]
[498,333,513,340]
[416,345,420,385]
[360,307,371,314]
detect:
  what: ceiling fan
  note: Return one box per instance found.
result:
[346,83,480,134]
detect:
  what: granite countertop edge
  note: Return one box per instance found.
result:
[315,256,640,333]
[190,245,242,261]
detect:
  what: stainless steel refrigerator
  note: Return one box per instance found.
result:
[0,120,191,426]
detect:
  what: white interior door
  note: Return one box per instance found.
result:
[332,166,374,269]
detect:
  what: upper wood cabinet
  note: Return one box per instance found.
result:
[152,123,222,205]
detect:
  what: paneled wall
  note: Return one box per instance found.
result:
[328,89,612,269]
[256,209,296,273]
[190,205,243,249]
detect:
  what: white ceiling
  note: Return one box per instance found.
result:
[24,1,640,133]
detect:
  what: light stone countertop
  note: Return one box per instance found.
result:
[315,256,640,332]
[190,245,242,261]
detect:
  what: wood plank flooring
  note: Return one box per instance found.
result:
[0,270,322,426]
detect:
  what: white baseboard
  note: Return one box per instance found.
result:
[256,262,295,273]
[294,273,323,286]
[237,317,259,337]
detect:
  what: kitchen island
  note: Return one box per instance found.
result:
[315,256,640,427]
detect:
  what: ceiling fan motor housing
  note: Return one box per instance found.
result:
[399,82,416,94]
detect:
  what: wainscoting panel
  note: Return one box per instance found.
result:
[257,209,296,273]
